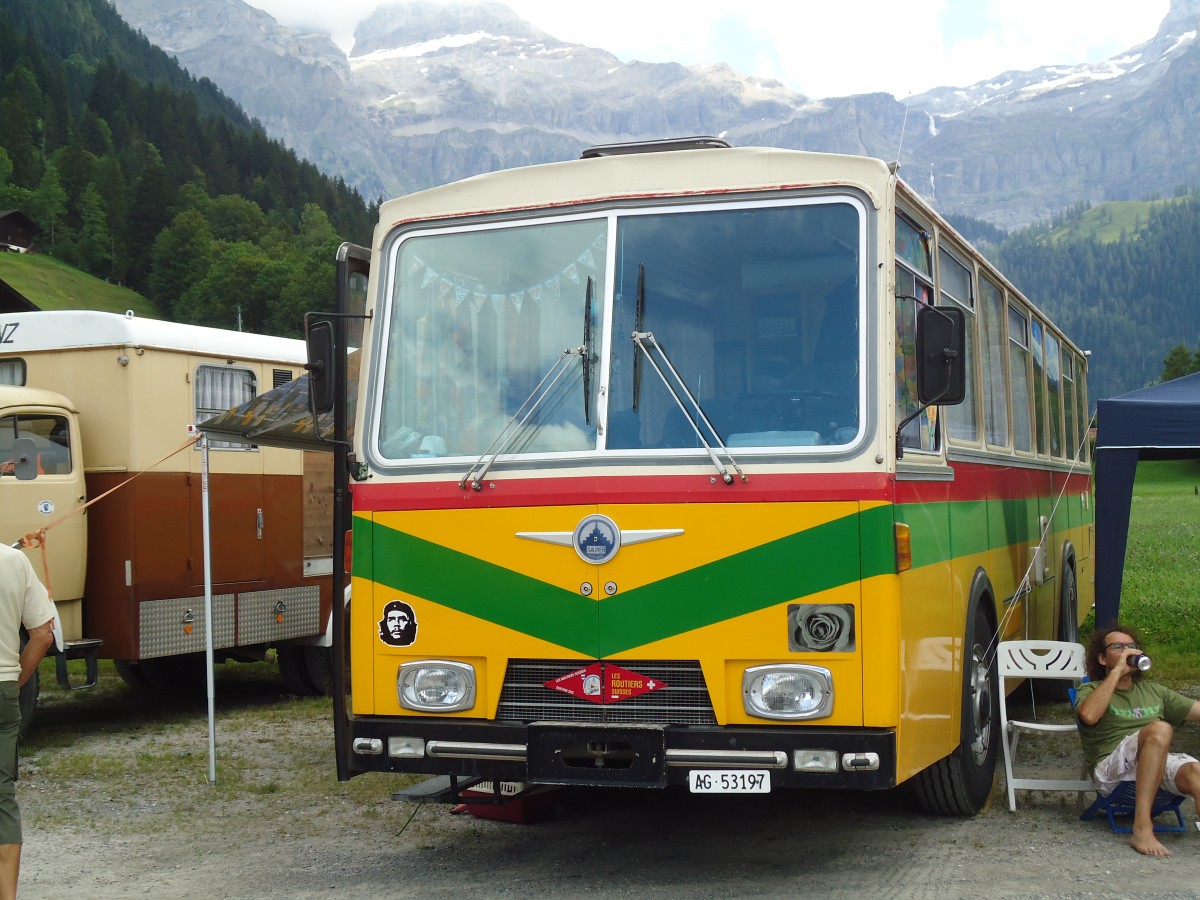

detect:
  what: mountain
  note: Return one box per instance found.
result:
[110,0,1200,229]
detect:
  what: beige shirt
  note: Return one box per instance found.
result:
[0,545,57,682]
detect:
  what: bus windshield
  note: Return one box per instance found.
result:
[374,197,863,463]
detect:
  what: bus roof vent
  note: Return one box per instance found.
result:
[581,136,732,159]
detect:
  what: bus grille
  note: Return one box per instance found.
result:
[496,659,717,725]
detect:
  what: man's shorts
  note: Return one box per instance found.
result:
[0,680,20,844]
[1093,730,1199,797]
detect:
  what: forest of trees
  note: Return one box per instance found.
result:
[0,0,376,337]
[993,195,1200,403]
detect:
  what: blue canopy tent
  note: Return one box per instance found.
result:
[1094,372,1200,625]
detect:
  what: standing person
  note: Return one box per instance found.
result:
[0,545,56,899]
[1076,623,1200,858]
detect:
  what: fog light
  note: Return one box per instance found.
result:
[794,749,840,772]
[388,736,427,758]
[743,664,833,720]
[397,660,476,712]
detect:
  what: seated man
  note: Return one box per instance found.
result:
[1076,623,1200,857]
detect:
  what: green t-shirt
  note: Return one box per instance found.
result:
[1076,679,1195,768]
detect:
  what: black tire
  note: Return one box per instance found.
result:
[276,645,319,695]
[1033,555,1079,701]
[114,659,152,689]
[17,668,37,741]
[302,646,334,696]
[136,653,210,694]
[914,600,999,815]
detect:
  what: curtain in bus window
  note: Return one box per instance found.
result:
[0,359,25,385]
[608,202,861,451]
[379,218,603,460]
[1063,351,1078,460]
[1009,306,1033,453]
[895,266,941,452]
[895,217,938,452]
[940,251,978,442]
[1045,331,1063,458]
[979,277,1009,447]
[1030,319,1047,455]
[1076,360,1089,461]
[195,365,256,450]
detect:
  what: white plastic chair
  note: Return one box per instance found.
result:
[997,640,1093,811]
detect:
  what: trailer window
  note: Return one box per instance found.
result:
[0,358,25,385]
[0,413,72,476]
[195,365,257,450]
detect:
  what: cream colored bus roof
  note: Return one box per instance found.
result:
[0,310,306,363]
[375,146,891,244]
[0,384,77,413]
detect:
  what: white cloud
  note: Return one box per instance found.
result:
[243,0,1170,99]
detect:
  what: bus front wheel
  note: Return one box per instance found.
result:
[914,600,999,816]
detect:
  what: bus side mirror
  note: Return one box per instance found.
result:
[306,319,336,416]
[916,305,966,405]
[12,437,39,481]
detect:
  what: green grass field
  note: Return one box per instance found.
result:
[0,252,157,316]
[1082,459,1200,686]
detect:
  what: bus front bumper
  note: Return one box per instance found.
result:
[345,719,896,790]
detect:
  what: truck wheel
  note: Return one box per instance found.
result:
[1034,555,1079,701]
[276,646,319,695]
[18,669,37,740]
[914,600,999,815]
[137,653,210,694]
[114,659,152,689]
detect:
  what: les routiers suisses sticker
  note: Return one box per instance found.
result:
[543,662,666,704]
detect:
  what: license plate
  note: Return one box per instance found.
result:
[687,770,771,793]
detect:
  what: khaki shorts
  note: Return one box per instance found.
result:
[1093,730,1199,797]
[0,681,20,845]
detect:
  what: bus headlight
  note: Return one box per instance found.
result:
[742,664,833,720]
[397,660,476,712]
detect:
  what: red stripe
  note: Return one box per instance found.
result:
[352,471,893,511]
[351,461,1091,512]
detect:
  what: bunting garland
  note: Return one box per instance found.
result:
[401,233,606,313]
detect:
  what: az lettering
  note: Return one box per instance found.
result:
[0,323,17,344]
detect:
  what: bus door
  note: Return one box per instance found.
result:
[0,408,88,620]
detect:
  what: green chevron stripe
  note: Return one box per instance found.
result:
[356,495,1085,654]
[358,515,600,655]
[356,505,897,656]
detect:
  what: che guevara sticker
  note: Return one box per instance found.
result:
[378,600,418,647]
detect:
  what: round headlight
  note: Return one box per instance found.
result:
[743,665,833,720]
[398,661,476,712]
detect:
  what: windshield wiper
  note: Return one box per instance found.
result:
[582,276,593,426]
[630,329,747,486]
[632,264,645,412]
[458,346,584,491]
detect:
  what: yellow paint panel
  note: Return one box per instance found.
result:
[375,500,883,594]
[353,579,592,717]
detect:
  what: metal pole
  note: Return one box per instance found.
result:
[200,431,217,783]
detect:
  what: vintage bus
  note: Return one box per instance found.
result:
[309,139,1093,815]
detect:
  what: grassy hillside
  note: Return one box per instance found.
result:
[0,253,157,317]
[1044,197,1187,245]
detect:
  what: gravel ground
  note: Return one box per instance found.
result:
[15,670,1200,899]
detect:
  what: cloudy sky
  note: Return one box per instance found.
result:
[242,0,1171,100]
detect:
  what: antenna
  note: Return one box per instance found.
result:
[893,100,911,169]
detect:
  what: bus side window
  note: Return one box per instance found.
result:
[895,217,938,453]
[940,248,978,443]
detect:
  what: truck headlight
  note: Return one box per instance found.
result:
[397,660,476,712]
[743,664,833,720]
